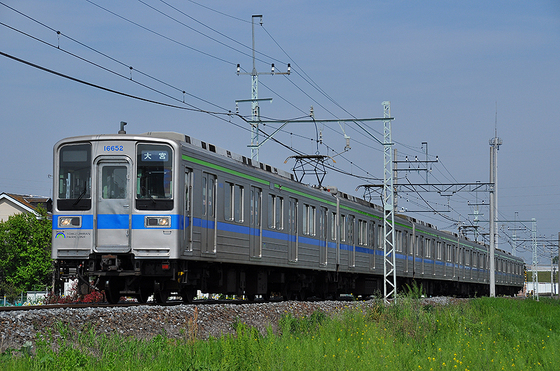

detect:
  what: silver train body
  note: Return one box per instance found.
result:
[52,132,524,303]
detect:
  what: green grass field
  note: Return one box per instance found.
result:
[2,296,559,370]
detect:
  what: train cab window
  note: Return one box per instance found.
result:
[57,143,92,210]
[136,143,173,210]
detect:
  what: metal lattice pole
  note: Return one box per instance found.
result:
[382,101,396,302]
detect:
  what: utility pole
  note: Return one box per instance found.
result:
[532,218,538,300]
[489,114,502,297]
[382,101,396,303]
[236,15,290,162]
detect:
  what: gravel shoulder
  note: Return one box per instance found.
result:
[0,297,459,352]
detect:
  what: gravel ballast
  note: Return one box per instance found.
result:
[0,297,456,352]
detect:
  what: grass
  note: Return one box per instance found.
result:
[2,296,560,370]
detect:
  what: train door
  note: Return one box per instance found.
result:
[250,186,262,258]
[183,168,193,253]
[94,158,132,252]
[287,197,298,262]
[348,215,355,268]
[201,172,217,254]
[319,207,327,266]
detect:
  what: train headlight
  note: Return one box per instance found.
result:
[58,216,81,228]
[145,216,171,227]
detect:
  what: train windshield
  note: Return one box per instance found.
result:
[136,143,173,210]
[58,143,92,210]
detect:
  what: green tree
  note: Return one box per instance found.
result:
[0,207,52,296]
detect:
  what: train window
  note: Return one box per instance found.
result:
[395,230,402,252]
[340,215,346,241]
[358,220,368,246]
[436,241,442,260]
[425,239,432,258]
[136,143,173,210]
[368,222,375,249]
[101,166,127,199]
[377,225,383,249]
[347,215,354,243]
[268,194,284,229]
[225,182,233,220]
[234,184,244,223]
[330,212,337,240]
[303,204,316,236]
[58,143,92,210]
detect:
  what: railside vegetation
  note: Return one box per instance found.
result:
[1,296,559,370]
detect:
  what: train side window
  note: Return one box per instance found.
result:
[377,224,383,249]
[395,230,402,252]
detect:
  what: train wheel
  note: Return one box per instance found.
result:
[181,288,196,304]
[105,279,121,304]
[154,290,170,304]
[137,285,152,304]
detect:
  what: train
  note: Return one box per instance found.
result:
[52,130,525,303]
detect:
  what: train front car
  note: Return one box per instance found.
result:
[52,134,184,303]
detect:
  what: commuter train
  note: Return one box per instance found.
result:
[52,130,524,303]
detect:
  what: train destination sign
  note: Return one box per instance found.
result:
[142,150,168,162]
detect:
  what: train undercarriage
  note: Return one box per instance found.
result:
[55,254,520,304]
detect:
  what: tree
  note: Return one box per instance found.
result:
[0,207,52,297]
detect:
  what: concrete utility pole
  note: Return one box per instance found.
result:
[488,115,502,297]
[532,218,538,300]
[236,15,290,162]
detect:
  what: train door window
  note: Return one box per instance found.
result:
[202,173,216,217]
[268,194,274,228]
[303,204,316,236]
[288,198,298,263]
[340,215,346,242]
[250,186,262,258]
[348,215,355,267]
[202,177,207,216]
[358,220,367,246]
[225,182,233,220]
[101,166,127,199]
[330,212,337,240]
[369,222,375,249]
[425,239,432,258]
[429,239,434,258]
[436,241,442,260]
[319,207,328,266]
[377,224,383,249]
[268,194,284,229]
[184,169,193,251]
[234,184,244,223]
[348,215,354,244]
[395,230,402,252]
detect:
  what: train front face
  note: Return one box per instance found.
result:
[52,135,181,297]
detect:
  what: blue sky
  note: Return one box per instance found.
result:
[1,1,559,265]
